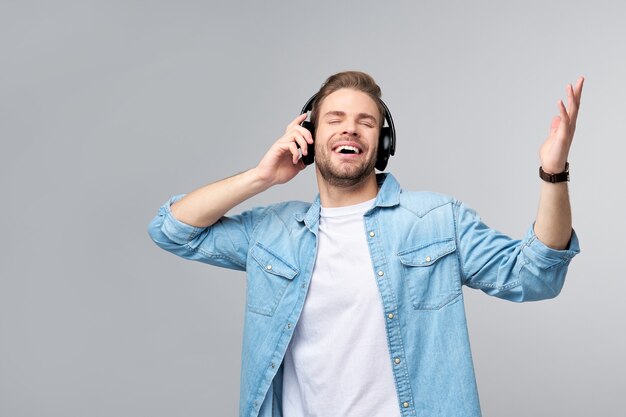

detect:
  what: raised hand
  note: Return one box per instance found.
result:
[539,77,585,174]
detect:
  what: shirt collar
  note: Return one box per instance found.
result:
[373,172,401,208]
[295,172,401,231]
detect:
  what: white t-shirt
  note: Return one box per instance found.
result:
[282,199,401,417]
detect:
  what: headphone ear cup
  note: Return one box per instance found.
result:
[301,120,316,165]
[376,127,392,171]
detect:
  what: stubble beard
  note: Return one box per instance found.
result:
[315,143,377,188]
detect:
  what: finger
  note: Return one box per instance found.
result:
[288,142,301,164]
[279,130,309,155]
[573,76,585,107]
[564,84,578,124]
[292,124,314,144]
[286,113,309,131]
[566,83,576,113]
[555,100,573,144]
[557,99,570,126]
[570,77,584,130]
[290,132,310,156]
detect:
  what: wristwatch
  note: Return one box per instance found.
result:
[539,162,569,183]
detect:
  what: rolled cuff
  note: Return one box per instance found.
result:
[159,194,205,245]
[523,224,580,269]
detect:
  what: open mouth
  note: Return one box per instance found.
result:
[333,145,362,155]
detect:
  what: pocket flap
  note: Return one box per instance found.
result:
[250,243,298,280]
[398,238,456,267]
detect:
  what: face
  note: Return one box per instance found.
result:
[314,88,381,188]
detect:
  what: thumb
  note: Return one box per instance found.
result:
[550,116,561,135]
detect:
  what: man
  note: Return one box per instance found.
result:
[148,71,583,417]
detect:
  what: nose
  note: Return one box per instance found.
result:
[342,119,358,137]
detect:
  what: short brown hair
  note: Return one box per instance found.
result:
[310,71,385,128]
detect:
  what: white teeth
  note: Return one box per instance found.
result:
[336,145,360,154]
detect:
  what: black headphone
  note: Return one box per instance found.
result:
[299,93,396,171]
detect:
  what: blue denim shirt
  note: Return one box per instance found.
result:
[148,173,579,417]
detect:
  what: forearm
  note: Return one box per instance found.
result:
[532,77,584,250]
[534,181,572,250]
[170,168,270,228]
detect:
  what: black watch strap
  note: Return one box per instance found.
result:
[539,162,569,183]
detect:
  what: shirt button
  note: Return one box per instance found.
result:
[286,323,292,329]
[387,313,394,319]
[266,265,272,270]
[425,256,431,262]
[394,358,401,364]
[403,402,409,408]
[369,231,375,237]
[377,270,384,277]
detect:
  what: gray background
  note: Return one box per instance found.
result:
[1,0,624,416]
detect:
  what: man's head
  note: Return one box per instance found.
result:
[311,72,384,189]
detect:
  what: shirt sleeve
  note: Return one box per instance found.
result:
[454,201,580,302]
[147,195,268,271]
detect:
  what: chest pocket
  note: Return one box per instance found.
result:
[248,243,299,316]
[398,237,461,310]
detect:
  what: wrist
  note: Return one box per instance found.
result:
[539,162,569,183]
[247,167,275,191]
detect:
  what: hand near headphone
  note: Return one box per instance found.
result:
[255,113,314,186]
[169,114,313,229]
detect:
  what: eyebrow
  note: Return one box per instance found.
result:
[322,110,379,124]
